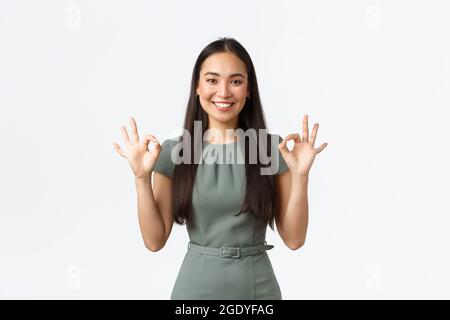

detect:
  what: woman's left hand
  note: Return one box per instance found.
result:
[279,114,328,176]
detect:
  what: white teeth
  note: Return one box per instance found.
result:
[214,102,234,108]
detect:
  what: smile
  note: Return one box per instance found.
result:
[213,101,234,110]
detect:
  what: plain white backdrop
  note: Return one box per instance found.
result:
[1,0,449,299]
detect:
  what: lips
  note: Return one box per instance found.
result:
[213,101,234,110]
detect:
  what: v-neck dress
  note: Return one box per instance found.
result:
[153,134,288,300]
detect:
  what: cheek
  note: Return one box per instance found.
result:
[197,83,214,97]
[234,87,248,100]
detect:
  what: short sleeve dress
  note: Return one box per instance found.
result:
[153,134,289,300]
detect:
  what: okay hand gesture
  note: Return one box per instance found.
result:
[113,117,161,179]
[278,115,328,176]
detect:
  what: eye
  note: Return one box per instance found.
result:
[231,79,242,85]
[206,79,217,84]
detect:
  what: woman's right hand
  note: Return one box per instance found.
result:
[113,117,162,179]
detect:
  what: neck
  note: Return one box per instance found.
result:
[206,117,239,144]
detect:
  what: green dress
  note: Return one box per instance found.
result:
[153,134,289,300]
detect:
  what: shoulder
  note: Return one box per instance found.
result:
[267,133,288,175]
[158,136,185,157]
[154,136,182,178]
[267,133,283,145]
[160,136,181,148]
[270,133,283,143]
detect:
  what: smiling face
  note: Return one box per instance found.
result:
[196,52,249,131]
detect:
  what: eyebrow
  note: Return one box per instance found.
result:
[203,72,245,78]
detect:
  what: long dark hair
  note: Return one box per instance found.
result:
[172,37,277,230]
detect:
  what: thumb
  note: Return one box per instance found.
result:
[278,141,289,157]
[143,135,161,151]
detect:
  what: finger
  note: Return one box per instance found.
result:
[283,133,302,143]
[279,133,301,156]
[302,114,309,143]
[278,138,289,156]
[146,134,158,141]
[113,142,127,158]
[121,126,132,146]
[310,123,319,146]
[315,142,328,154]
[144,134,162,152]
[129,117,140,143]
[143,135,161,150]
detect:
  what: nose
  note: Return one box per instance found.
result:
[217,82,231,98]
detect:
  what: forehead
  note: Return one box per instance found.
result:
[200,52,247,77]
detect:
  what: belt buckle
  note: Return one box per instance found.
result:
[220,246,240,259]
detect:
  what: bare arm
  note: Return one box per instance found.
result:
[276,114,327,250]
[275,171,309,250]
[113,117,173,252]
[135,176,165,252]
[135,171,174,252]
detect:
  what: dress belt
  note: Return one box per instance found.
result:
[187,241,274,259]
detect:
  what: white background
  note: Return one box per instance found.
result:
[1,0,449,299]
